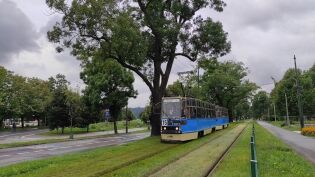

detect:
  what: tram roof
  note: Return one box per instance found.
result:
[162,96,228,110]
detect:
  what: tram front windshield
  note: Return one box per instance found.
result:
[162,98,181,118]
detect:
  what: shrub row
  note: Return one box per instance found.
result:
[301,126,315,136]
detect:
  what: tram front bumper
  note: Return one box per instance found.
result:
[161,132,198,142]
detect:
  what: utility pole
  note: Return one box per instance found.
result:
[294,55,304,128]
[271,76,277,122]
[273,103,277,122]
[285,93,290,126]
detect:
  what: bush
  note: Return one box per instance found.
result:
[301,126,315,136]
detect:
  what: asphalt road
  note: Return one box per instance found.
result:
[0,132,150,167]
[258,121,315,164]
[0,128,146,144]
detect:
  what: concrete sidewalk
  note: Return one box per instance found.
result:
[258,121,315,164]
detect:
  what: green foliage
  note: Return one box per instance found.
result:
[252,91,270,119]
[118,108,136,121]
[271,64,315,118]
[46,0,231,135]
[81,58,136,133]
[165,81,184,97]
[47,74,70,132]
[140,104,151,123]
[0,67,53,127]
[200,59,257,119]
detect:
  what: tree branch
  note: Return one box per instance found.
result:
[160,57,174,91]
[115,59,153,92]
[174,53,196,61]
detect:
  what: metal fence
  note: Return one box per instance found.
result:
[250,124,258,177]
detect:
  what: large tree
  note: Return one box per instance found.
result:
[23,78,53,127]
[252,91,270,119]
[271,66,315,119]
[46,0,231,135]
[200,59,257,120]
[47,74,70,133]
[0,66,13,127]
[81,58,136,134]
[303,64,315,116]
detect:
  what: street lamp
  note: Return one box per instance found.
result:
[293,55,304,128]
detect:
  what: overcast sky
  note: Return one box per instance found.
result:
[0,0,314,107]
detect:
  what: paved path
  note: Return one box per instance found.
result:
[258,121,315,164]
[0,132,150,167]
[0,128,145,144]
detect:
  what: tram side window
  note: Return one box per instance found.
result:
[205,109,209,118]
[197,107,202,118]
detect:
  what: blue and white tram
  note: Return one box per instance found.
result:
[160,97,229,142]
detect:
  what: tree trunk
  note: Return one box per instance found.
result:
[37,118,40,127]
[150,90,162,136]
[86,125,89,133]
[113,120,118,134]
[21,117,24,128]
[61,127,64,134]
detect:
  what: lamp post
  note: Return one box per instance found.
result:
[271,77,277,122]
[285,93,290,126]
[293,55,304,128]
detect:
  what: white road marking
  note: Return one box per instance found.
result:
[17,152,30,155]
[0,155,10,158]
[33,150,44,153]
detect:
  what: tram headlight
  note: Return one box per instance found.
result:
[163,127,166,130]
[175,127,179,130]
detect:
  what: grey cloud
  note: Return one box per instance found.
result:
[40,15,61,35]
[220,0,315,31]
[0,0,40,63]
[200,0,315,89]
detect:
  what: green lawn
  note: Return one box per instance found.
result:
[0,123,241,177]
[42,119,146,135]
[212,122,315,177]
[211,124,251,177]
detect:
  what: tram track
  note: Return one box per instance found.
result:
[144,127,230,177]
[148,123,247,177]
[92,123,246,177]
[205,124,247,177]
[98,125,236,177]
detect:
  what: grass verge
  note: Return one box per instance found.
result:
[0,124,241,177]
[211,124,251,177]
[212,122,315,177]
